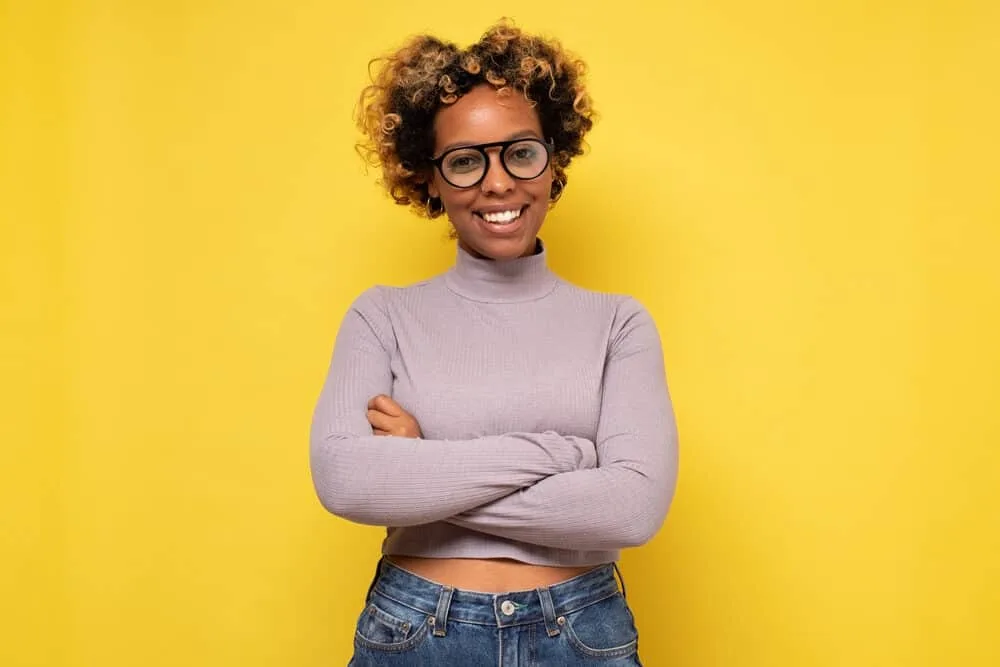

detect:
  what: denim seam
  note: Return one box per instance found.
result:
[562,620,638,659]
[528,621,537,666]
[376,587,505,627]
[559,592,638,659]
[553,589,621,617]
[353,626,431,654]
[354,608,432,654]
[371,588,623,628]
[371,587,437,618]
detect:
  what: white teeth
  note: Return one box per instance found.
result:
[481,208,522,224]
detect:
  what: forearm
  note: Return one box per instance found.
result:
[309,431,596,527]
[445,456,676,551]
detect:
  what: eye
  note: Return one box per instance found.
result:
[444,150,484,173]
[507,142,540,165]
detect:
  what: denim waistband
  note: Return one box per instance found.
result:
[368,559,624,633]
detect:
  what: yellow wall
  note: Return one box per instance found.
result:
[2,1,997,665]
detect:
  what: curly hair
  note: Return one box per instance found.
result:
[356,19,595,218]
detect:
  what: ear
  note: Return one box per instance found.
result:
[420,165,441,199]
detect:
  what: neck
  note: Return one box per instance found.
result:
[459,238,542,260]
[444,239,558,303]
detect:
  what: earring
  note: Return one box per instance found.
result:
[550,179,566,202]
[426,196,443,217]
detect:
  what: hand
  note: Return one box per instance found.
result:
[367,394,423,438]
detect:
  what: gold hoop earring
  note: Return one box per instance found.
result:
[426,196,444,217]
[550,179,565,202]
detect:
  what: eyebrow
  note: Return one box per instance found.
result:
[438,130,542,155]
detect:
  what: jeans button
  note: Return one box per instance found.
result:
[500,600,516,616]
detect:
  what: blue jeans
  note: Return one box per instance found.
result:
[348,558,643,666]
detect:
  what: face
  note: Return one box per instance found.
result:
[428,84,554,260]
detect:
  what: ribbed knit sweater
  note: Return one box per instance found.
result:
[309,241,679,566]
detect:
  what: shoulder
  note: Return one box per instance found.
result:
[345,275,446,326]
[556,279,662,348]
[348,275,441,309]
[549,279,661,352]
[552,279,651,321]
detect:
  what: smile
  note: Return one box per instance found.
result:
[475,206,526,225]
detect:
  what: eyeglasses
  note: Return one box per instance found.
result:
[429,138,554,189]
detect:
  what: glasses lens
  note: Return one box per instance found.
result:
[503,140,548,180]
[441,149,486,188]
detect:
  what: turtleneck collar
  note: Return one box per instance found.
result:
[443,239,559,303]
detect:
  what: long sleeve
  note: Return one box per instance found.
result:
[444,298,679,551]
[309,287,598,527]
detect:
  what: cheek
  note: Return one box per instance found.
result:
[439,188,476,214]
[530,172,554,200]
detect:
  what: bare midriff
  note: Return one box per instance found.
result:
[386,556,597,592]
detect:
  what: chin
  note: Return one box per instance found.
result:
[455,207,543,260]
[465,235,538,261]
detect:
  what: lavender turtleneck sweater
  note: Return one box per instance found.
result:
[309,241,679,566]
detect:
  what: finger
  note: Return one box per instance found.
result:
[367,409,396,431]
[373,429,390,436]
[368,394,402,417]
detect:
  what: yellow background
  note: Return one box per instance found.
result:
[2,1,998,665]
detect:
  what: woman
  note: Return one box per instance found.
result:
[310,20,679,666]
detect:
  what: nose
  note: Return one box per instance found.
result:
[480,150,515,195]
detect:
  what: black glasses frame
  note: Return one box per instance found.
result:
[429,138,554,189]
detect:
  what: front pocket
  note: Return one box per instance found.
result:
[354,597,432,653]
[562,593,639,659]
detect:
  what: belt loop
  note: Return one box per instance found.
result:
[432,586,453,637]
[613,562,628,601]
[536,587,561,637]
